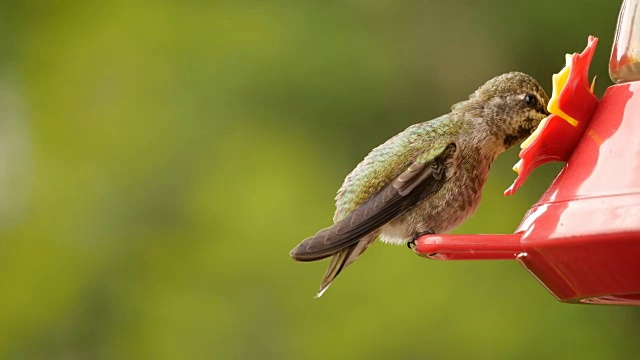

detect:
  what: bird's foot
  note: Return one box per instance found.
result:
[407,230,435,249]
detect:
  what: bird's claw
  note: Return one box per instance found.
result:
[407,230,435,250]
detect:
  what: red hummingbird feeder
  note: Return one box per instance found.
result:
[415,1,640,305]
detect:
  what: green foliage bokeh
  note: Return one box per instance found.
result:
[0,1,637,359]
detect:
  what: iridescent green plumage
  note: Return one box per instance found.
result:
[333,118,455,221]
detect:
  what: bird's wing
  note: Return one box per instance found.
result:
[290,142,457,261]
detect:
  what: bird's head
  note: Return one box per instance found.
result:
[456,72,550,151]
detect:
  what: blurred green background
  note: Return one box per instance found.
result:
[0,1,637,359]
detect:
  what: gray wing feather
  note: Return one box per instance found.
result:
[290,143,456,261]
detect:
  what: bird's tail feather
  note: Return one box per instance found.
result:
[316,247,351,298]
[315,232,378,298]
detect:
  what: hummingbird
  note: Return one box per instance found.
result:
[290,72,550,297]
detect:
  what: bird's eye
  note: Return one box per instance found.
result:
[524,94,537,106]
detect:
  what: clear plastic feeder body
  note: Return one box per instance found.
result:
[610,0,640,83]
